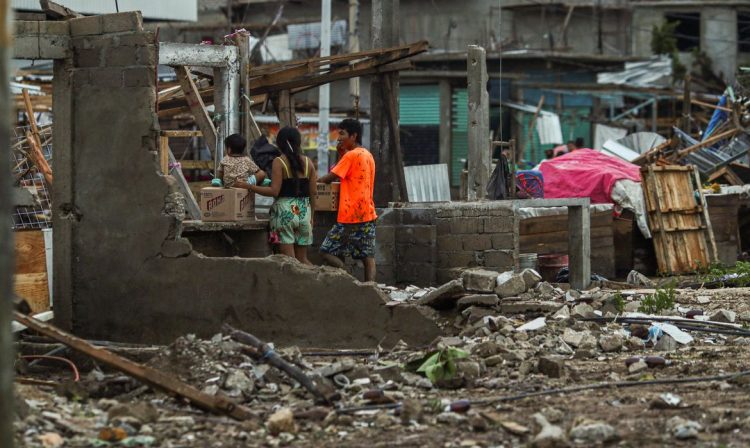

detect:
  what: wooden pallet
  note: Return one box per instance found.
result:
[641,165,718,274]
[14,230,50,313]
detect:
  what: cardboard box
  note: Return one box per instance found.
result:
[315,182,340,211]
[199,187,254,222]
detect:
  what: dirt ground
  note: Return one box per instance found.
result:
[12,285,750,447]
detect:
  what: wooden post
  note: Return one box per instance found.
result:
[0,2,15,444]
[273,89,296,128]
[371,0,401,206]
[438,80,452,166]
[568,202,591,290]
[233,33,262,143]
[467,45,491,201]
[683,75,691,132]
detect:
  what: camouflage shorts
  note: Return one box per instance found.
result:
[319,221,376,260]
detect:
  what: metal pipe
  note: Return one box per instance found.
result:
[318,0,332,175]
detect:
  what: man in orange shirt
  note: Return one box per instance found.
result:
[318,119,378,282]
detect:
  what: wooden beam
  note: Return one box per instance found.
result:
[691,98,732,113]
[272,90,296,128]
[159,136,170,175]
[675,128,740,159]
[25,131,53,186]
[173,66,218,157]
[13,312,254,420]
[248,42,427,95]
[160,130,204,138]
[178,160,213,170]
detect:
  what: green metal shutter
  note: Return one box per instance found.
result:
[399,85,441,125]
[451,88,468,186]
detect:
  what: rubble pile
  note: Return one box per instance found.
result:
[12,282,750,446]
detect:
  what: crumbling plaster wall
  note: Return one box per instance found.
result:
[44,12,440,348]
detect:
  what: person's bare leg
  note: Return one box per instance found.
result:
[363,257,376,282]
[278,243,296,260]
[321,253,345,269]
[294,245,313,266]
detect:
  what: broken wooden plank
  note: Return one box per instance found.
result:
[14,312,254,420]
[161,130,204,138]
[248,42,427,95]
[178,160,213,170]
[173,66,218,157]
[675,128,741,160]
[25,131,53,186]
[223,324,339,405]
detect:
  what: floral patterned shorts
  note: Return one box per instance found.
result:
[269,197,312,246]
[320,221,376,260]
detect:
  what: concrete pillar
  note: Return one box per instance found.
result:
[467,45,490,201]
[370,0,401,206]
[568,204,591,290]
[702,7,737,85]
[439,80,452,166]
[0,4,15,446]
[52,59,75,331]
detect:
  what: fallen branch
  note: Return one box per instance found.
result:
[223,324,339,405]
[14,312,254,420]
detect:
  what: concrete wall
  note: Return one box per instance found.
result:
[39,12,441,348]
[632,5,740,84]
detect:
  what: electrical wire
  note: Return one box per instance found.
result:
[20,355,80,382]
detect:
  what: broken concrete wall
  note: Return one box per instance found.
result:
[42,12,440,348]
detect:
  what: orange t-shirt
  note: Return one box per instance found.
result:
[331,147,378,224]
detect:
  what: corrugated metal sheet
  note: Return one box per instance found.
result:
[287,20,347,50]
[399,85,440,126]
[451,88,468,187]
[11,0,197,21]
[404,164,451,202]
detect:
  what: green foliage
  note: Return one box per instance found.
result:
[699,261,750,287]
[638,282,676,314]
[613,292,625,313]
[651,21,687,84]
[415,347,469,384]
[651,21,680,55]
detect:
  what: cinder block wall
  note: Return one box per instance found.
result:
[334,202,518,287]
[310,202,518,288]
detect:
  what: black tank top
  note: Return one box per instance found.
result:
[278,156,310,198]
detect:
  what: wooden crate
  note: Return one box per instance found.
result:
[14,230,50,313]
[641,165,718,274]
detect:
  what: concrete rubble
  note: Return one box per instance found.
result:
[12,280,750,446]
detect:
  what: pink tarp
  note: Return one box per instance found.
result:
[538,149,642,204]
